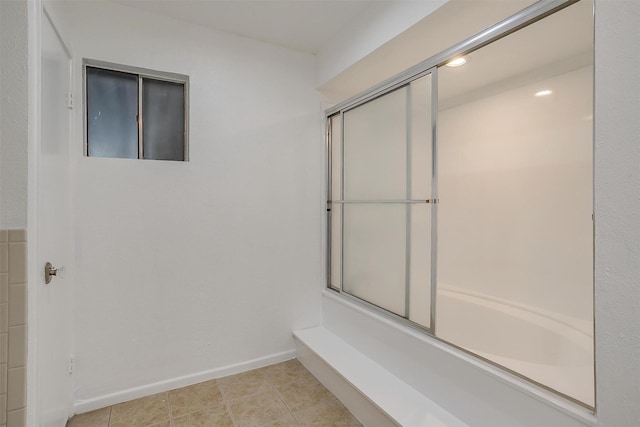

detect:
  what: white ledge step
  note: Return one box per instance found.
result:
[293,326,467,427]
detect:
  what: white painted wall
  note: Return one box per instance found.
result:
[0,0,29,229]
[437,66,593,322]
[317,0,536,105]
[46,0,324,406]
[315,0,447,88]
[593,1,640,425]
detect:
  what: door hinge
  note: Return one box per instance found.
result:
[66,91,73,109]
[68,355,75,375]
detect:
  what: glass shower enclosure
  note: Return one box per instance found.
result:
[326,0,594,408]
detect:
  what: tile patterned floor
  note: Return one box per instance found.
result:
[67,359,362,427]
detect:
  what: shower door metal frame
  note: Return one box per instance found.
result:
[324,0,595,411]
[325,0,582,333]
[325,0,579,118]
[326,69,438,334]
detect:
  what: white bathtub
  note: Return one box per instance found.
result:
[436,287,594,407]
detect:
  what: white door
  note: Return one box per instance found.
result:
[38,8,73,426]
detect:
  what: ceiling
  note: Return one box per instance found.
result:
[112,0,374,54]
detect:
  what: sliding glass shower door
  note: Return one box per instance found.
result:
[326,0,594,408]
[328,73,434,329]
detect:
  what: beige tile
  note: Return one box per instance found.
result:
[8,326,26,368]
[109,421,169,427]
[7,367,25,411]
[67,407,111,427]
[0,393,6,424]
[169,379,224,418]
[264,359,316,389]
[8,285,26,327]
[262,417,299,427]
[1,364,7,394]
[172,405,234,427]
[0,305,7,336]
[0,244,7,274]
[0,334,7,364]
[7,231,25,244]
[0,231,7,243]
[6,408,24,427]
[0,274,8,303]
[217,369,272,400]
[109,392,170,426]
[292,397,359,426]
[7,244,26,285]
[228,390,294,427]
[275,377,333,413]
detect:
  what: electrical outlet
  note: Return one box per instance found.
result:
[68,355,75,375]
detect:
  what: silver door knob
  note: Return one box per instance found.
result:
[45,262,57,284]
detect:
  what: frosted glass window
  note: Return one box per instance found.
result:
[409,75,432,200]
[329,114,342,290]
[332,75,433,326]
[343,204,406,316]
[84,60,188,161]
[343,88,407,200]
[142,78,185,161]
[86,67,138,159]
[408,203,431,328]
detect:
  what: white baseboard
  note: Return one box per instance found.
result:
[72,349,296,415]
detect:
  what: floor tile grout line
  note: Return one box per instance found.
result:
[271,385,301,426]
[217,381,240,427]
[167,390,174,427]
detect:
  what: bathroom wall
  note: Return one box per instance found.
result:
[315,0,447,87]
[0,3,29,424]
[0,1,29,230]
[46,0,324,408]
[437,65,593,321]
[317,0,537,106]
[593,1,640,425]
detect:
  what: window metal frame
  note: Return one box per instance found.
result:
[83,58,190,161]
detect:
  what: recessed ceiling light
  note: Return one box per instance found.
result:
[535,90,553,97]
[446,57,467,67]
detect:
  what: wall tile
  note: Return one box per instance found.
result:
[7,245,25,285]
[7,328,25,369]
[0,231,6,243]
[0,335,6,364]
[0,305,7,335]
[6,368,25,412]
[0,365,5,394]
[0,275,7,304]
[0,244,7,275]
[7,286,25,328]
[6,408,23,427]
[6,232,25,244]
[0,393,6,424]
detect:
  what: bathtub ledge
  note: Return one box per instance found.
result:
[293,326,468,427]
